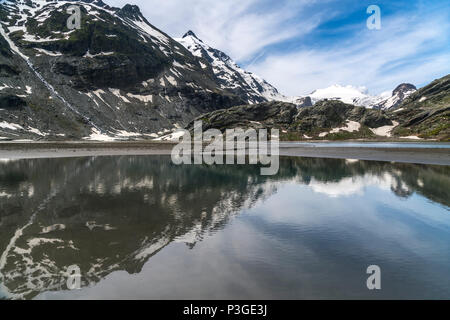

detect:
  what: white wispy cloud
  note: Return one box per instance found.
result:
[105,0,324,61]
[249,9,450,95]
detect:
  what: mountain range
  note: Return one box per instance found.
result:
[0,0,448,141]
[303,83,417,110]
[192,75,449,141]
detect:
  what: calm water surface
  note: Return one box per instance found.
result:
[0,156,448,299]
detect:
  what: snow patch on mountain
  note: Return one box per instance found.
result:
[83,50,115,58]
[0,121,24,131]
[35,48,63,56]
[318,120,361,137]
[370,121,399,137]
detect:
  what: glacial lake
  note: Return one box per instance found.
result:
[0,156,449,300]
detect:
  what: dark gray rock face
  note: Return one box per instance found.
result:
[292,96,312,108]
[0,34,12,58]
[0,0,245,140]
[0,63,19,76]
[187,101,298,132]
[0,95,27,110]
[293,100,391,133]
[393,83,417,96]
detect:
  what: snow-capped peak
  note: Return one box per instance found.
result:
[0,0,172,50]
[176,31,285,104]
[309,84,373,105]
[291,83,417,109]
[374,83,417,110]
[182,30,200,40]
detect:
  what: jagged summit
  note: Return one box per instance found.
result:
[374,83,417,110]
[82,0,108,6]
[183,30,200,40]
[119,4,144,20]
[393,83,417,95]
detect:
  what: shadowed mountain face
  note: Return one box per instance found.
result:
[0,0,245,140]
[0,156,448,299]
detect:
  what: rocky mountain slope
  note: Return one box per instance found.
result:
[0,0,246,141]
[175,30,284,104]
[389,75,449,141]
[188,100,393,140]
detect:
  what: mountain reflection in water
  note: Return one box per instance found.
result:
[0,156,448,299]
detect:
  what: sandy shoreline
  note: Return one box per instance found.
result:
[0,141,449,166]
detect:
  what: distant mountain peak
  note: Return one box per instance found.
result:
[121,4,142,12]
[393,83,417,95]
[82,0,108,7]
[183,30,200,40]
[308,84,372,105]
[292,82,417,110]
[374,83,417,110]
[176,31,284,104]
[118,4,145,21]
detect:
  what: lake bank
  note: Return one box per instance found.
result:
[0,141,449,166]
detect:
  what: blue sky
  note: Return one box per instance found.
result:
[105,0,450,96]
